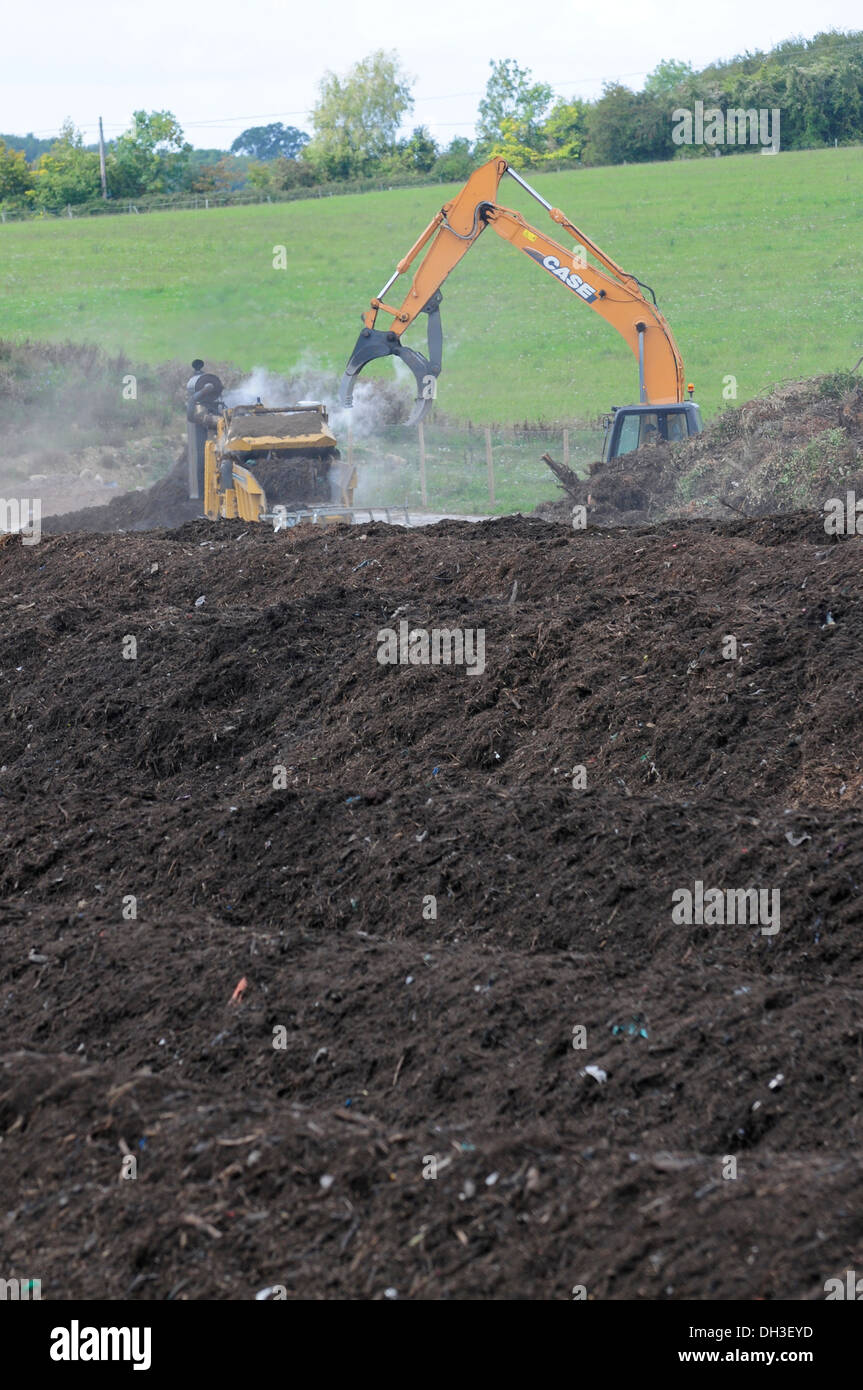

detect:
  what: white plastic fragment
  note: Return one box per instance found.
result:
[785,830,810,846]
[581,1065,607,1084]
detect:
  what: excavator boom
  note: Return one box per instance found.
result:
[340,159,686,425]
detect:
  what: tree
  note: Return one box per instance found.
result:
[644,59,696,99]
[109,110,191,197]
[305,49,413,179]
[33,121,100,207]
[230,123,309,160]
[476,59,553,154]
[401,125,438,172]
[187,155,247,195]
[0,139,34,203]
[379,125,439,176]
[0,132,54,162]
[484,117,543,167]
[585,84,672,165]
[248,157,320,193]
[541,98,590,161]
[432,136,474,181]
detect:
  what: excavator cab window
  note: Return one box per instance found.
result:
[665,412,688,442]
[604,404,702,461]
[616,412,642,456]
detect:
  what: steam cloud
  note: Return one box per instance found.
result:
[223,360,409,440]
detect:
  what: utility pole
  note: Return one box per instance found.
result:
[98,117,108,200]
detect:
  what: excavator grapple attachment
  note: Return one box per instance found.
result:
[339,292,442,427]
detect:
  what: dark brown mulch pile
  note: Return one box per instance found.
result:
[1,513,861,1300]
[41,453,203,534]
[538,374,863,527]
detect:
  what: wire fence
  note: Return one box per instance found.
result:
[0,161,587,224]
[350,419,603,515]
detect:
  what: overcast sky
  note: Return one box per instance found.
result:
[4,0,861,149]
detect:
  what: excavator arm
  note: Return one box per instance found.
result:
[340,158,685,424]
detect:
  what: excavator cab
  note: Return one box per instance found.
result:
[602,402,702,462]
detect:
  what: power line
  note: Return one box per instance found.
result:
[12,55,719,143]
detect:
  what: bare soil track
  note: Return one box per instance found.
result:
[1,510,862,1300]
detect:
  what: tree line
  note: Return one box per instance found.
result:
[1,29,860,214]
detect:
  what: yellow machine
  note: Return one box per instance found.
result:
[203,402,356,523]
[186,376,367,527]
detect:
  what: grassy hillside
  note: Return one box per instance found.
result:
[2,148,860,425]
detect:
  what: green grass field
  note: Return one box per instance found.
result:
[2,147,861,427]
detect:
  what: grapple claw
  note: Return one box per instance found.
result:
[339,293,442,425]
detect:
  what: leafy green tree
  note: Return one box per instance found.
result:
[644,59,696,99]
[109,111,191,196]
[180,148,244,191]
[0,139,34,203]
[401,125,438,172]
[230,123,309,160]
[306,49,413,179]
[585,84,672,165]
[248,156,320,193]
[378,125,439,176]
[541,98,590,161]
[432,136,475,181]
[33,121,100,207]
[187,155,247,195]
[476,59,553,154]
[484,117,543,167]
[682,28,863,152]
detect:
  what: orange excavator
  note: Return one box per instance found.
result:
[340,158,701,461]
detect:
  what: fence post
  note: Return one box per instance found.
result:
[485,427,495,507]
[563,428,570,467]
[418,420,428,508]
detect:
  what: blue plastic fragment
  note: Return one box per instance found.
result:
[612,1017,648,1040]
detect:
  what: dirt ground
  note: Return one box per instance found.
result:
[1,501,862,1301]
